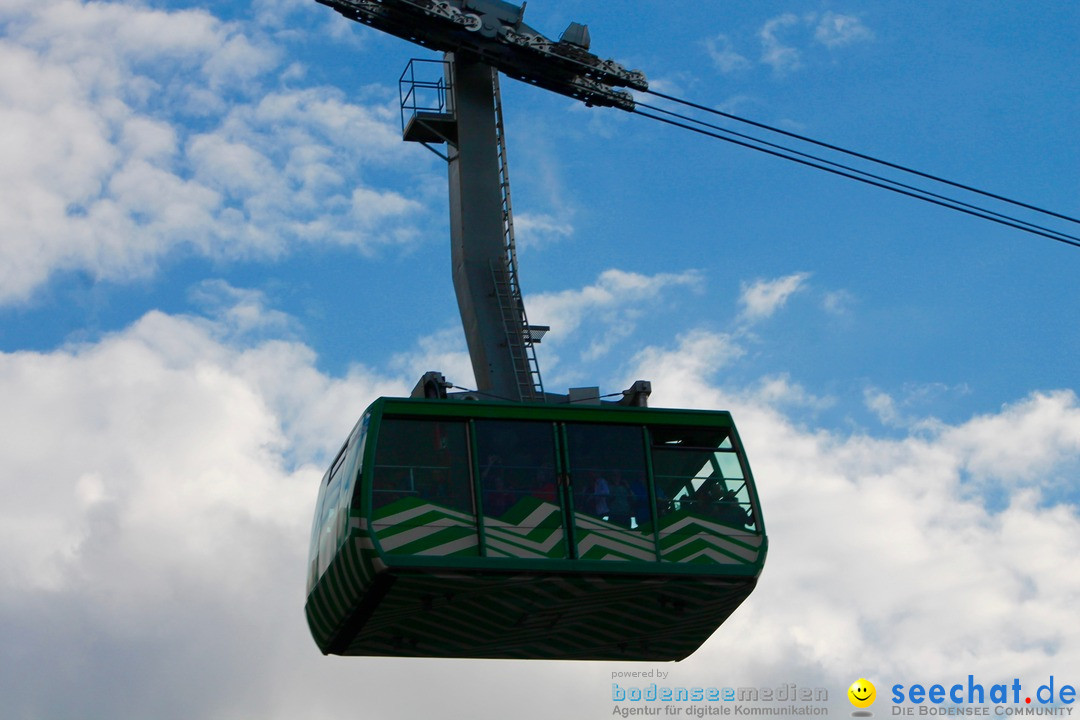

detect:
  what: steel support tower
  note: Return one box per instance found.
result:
[320,0,651,405]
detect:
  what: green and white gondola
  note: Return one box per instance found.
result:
[305,397,767,660]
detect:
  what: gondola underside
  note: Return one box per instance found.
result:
[306,534,757,661]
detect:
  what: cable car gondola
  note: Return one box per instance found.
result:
[305,397,766,660]
[307,0,767,661]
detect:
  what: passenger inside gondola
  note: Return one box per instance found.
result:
[608,475,632,527]
[713,489,752,528]
[536,463,557,503]
[590,472,611,518]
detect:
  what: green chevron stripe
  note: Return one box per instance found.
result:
[659,527,761,554]
[484,523,566,558]
[488,506,564,534]
[658,510,763,543]
[483,499,567,557]
[662,536,754,564]
[657,511,762,564]
[382,525,479,556]
[369,501,764,564]
[490,496,561,523]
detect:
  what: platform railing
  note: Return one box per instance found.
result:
[398,58,453,134]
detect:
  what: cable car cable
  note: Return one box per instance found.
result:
[643,88,1080,229]
[632,105,1080,249]
[634,99,1078,246]
[629,106,1080,250]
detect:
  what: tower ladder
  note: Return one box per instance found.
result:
[490,73,547,402]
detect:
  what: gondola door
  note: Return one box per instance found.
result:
[561,423,658,562]
[473,419,570,560]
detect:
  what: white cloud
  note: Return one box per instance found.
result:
[252,0,319,33]
[623,329,745,404]
[706,33,752,74]
[0,301,408,718]
[736,12,875,76]
[526,268,704,380]
[351,185,423,221]
[513,211,574,250]
[529,268,703,339]
[187,279,297,338]
[738,271,811,322]
[759,14,803,74]
[815,12,875,48]
[0,316,299,595]
[0,1,427,304]
[942,390,1080,485]
[864,382,975,431]
[865,386,903,426]
[755,373,835,412]
[388,326,475,392]
[822,288,856,316]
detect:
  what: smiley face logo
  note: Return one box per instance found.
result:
[848,679,876,708]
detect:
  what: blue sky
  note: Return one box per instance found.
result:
[1,2,1078,719]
